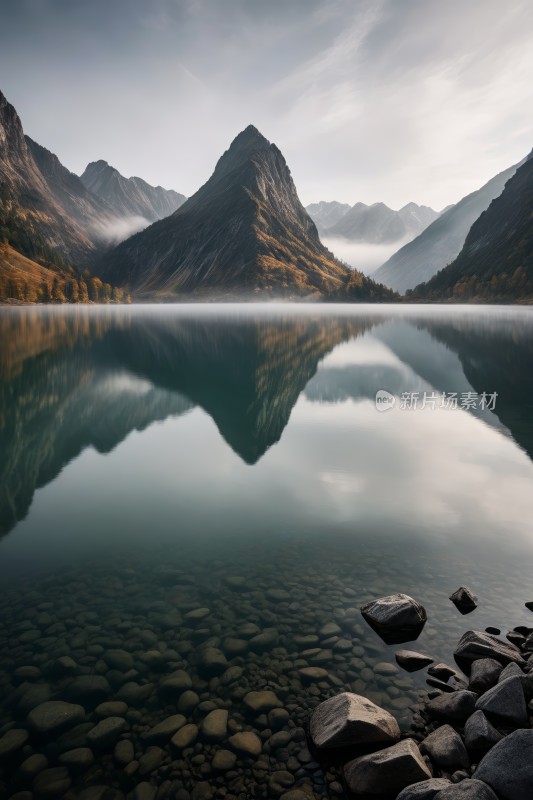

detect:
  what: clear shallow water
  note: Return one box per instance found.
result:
[1,303,533,799]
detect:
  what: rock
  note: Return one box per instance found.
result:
[309,692,400,750]
[65,675,111,706]
[197,647,228,678]
[17,684,52,714]
[200,709,228,742]
[475,729,533,799]
[268,770,295,794]
[86,716,127,749]
[267,731,291,751]
[280,793,316,800]
[177,690,200,714]
[525,602,533,613]
[32,766,71,796]
[143,714,186,743]
[298,666,329,683]
[17,753,49,780]
[58,747,95,770]
[244,690,283,713]
[396,779,452,799]
[132,782,156,800]
[420,724,469,769]
[171,723,198,750]
[0,728,29,758]
[498,662,523,682]
[396,650,434,672]
[344,738,431,796]
[139,746,164,776]
[158,670,192,695]
[95,701,128,718]
[436,779,499,798]
[485,627,500,635]
[464,711,503,756]
[469,659,503,693]
[426,691,477,723]
[450,587,478,614]
[427,678,456,693]
[360,593,427,644]
[222,637,248,656]
[184,607,211,621]
[319,621,342,637]
[27,700,85,734]
[114,739,134,765]
[428,663,458,682]
[117,681,154,705]
[266,588,291,602]
[212,749,237,771]
[104,649,134,671]
[228,731,262,757]
[454,631,525,674]
[268,708,290,730]
[248,628,279,652]
[475,676,528,727]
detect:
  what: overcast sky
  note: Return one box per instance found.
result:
[1,0,532,209]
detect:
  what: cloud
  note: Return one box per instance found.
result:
[90,216,150,245]
[321,235,408,274]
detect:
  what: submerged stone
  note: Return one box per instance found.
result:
[309,691,400,750]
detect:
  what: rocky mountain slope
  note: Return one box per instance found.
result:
[323,201,439,243]
[305,201,351,235]
[80,160,186,222]
[374,161,522,293]
[97,125,394,300]
[411,151,533,301]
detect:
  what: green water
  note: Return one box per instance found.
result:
[1,303,533,798]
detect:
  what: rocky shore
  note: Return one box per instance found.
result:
[0,539,531,800]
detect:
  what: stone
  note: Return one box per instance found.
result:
[27,700,85,734]
[95,701,128,718]
[420,724,469,769]
[475,676,528,727]
[0,728,29,758]
[249,628,279,652]
[184,607,211,621]
[360,593,427,644]
[428,663,458,682]
[158,670,192,695]
[396,779,452,799]
[200,709,228,741]
[58,747,95,770]
[436,779,499,798]
[143,714,187,743]
[104,649,134,671]
[396,650,434,672]
[132,782,156,800]
[309,692,400,750]
[426,691,477,723]
[244,690,283,713]
[114,739,134,766]
[454,631,525,674]
[32,766,71,796]
[268,770,295,794]
[498,662,523,682]
[268,708,290,730]
[450,587,478,614]
[212,749,237,770]
[17,753,49,780]
[117,681,154,705]
[197,647,228,678]
[17,684,52,714]
[298,666,329,683]
[475,729,533,799]
[65,675,111,706]
[525,602,533,612]
[319,622,342,637]
[171,723,198,750]
[344,738,431,796]
[267,730,291,750]
[177,690,200,713]
[228,731,262,757]
[139,746,164,775]
[469,659,503,693]
[86,716,127,748]
[464,711,503,756]
[222,637,248,656]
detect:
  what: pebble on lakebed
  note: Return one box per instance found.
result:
[1,548,532,800]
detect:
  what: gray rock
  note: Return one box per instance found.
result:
[177,690,200,714]
[197,647,228,678]
[139,746,164,776]
[449,587,478,614]
[436,779,499,798]
[464,710,503,755]
[104,649,134,671]
[95,701,128,718]
[420,724,469,769]
[58,747,95,770]
[248,628,279,652]
[171,723,198,750]
[27,700,85,734]
[344,738,431,795]
[309,692,400,750]
[143,714,186,743]
[361,593,427,644]
[396,650,434,672]
[454,631,525,674]
[469,659,503,693]
[116,681,154,705]
[158,670,192,695]
[228,731,262,757]
[475,676,528,727]
[86,716,127,748]
[32,766,71,796]
[17,753,49,780]
[114,739,134,765]
[426,691,477,723]
[396,779,452,800]
[200,709,228,741]
[298,666,330,682]
[244,690,283,713]
[65,675,111,706]
[0,728,29,758]
[428,663,458,682]
[498,662,523,682]
[475,729,533,799]
[212,749,237,770]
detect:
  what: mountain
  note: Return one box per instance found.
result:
[80,160,186,223]
[373,161,522,293]
[0,89,96,268]
[305,201,351,235]
[97,125,394,299]
[325,201,439,243]
[411,151,533,301]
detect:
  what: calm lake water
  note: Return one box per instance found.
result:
[1,303,533,799]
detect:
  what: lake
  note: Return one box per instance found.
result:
[1,303,533,799]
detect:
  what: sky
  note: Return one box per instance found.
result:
[1,0,533,210]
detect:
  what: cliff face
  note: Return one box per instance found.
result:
[97,125,389,299]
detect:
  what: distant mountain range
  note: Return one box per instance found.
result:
[96,125,394,300]
[411,150,533,301]
[306,200,439,243]
[373,161,522,293]
[80,160,186,223]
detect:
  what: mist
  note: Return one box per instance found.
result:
[91,215,150,245]
[321,236,408,275]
